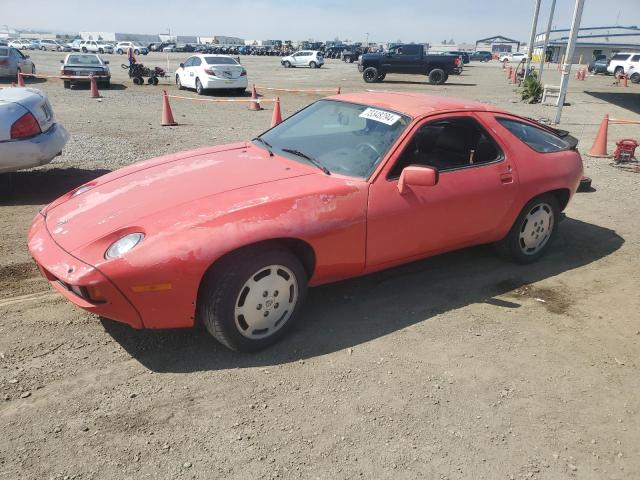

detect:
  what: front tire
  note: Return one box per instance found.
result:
[363,66,379,83]
[631,72,640,84]
[198,248,308,352]
[495,194,560,264]
[176,75,183,90]
[309,61,317,69]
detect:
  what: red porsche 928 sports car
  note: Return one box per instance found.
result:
[28,92,583,351]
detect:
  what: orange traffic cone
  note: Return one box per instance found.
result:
[271,97,282,127]
[161,90,177,126]
[249,84,262,111]
[89,75,100,98]
[588,114,609,157]
[17,72,25,87]
[337,87,341,94]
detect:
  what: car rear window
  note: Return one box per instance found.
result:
[67,55,101,65]
[497,118,570,153]
[611,54,631,61]
[0,47,8,56]
[204,56,238,65]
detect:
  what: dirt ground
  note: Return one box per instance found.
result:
[1,51,639,480]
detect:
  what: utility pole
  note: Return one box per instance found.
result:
[554,0,586,124]
[524,0,542,80]
[538,0,557,83]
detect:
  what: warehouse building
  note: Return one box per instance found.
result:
[533,25,640,63]
[475,35,521,53]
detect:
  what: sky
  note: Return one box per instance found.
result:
[2,0,639,44]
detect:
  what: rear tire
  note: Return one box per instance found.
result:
[428,68,446,85]
[198,248,308,352]
[63,80,70,89]
[195,78,204,95]
[309,61,317,69]
[494,194,560,264]
[631,72,640,84]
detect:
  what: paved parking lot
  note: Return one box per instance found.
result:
[1,51,639,479]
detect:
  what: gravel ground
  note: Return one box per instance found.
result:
[1,51,639,480]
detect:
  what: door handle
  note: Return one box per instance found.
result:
[500,173,514,184]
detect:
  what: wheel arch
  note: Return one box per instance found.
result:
[546,188,571,212]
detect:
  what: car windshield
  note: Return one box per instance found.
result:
[67,55,101,65]
[204,56,238,65]
[258,99,411,178]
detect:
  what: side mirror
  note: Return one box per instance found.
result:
[398,166,438,194]
[59,60,64,63]
[179,63,184,68]
[104,60,109,64]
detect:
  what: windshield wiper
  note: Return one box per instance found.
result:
[252,137,273,156]
[281,148,330,175]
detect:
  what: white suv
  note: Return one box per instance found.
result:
[80,40,114,54]
[499,52,526,63]
[114,42,149,55]
[281,51,324,69]
[606,52,640,75]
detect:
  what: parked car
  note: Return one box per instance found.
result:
[606,52,640,75]
[0,46,36,78]
[176,54,247,95]
[470,51,492,62]
[67,39,83,51]
[39,39,70,52]
[588,54,609,74]
[281,51,325,69]
[162,43,177,52]
[358,44,460,84]
[628,65,640,83]
[60,53,111,88]
[114,42,148,55]
[446,51,470,64]
[27,92,583,351]
[79,40,113,54]
[8,40,32,50]
[0,87,69,191]
[499,52,527,63]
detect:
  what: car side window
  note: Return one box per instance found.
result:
[388,117,503,178]
[192,57,202,66]
[183,58,194,67]
[497,118,570,153]
[631,55,640,62]
[403,45,420,55]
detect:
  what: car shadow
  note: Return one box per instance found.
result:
[0,77,47,85]
[102,217,624,373]
[584,91,640,115]
[68,82,127,91]
[1,167,111,206]
[378,80,477,87]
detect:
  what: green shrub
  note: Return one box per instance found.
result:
[520,73,542,104]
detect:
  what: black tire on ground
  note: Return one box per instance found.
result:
[82,47,87,53]
[134,49,140,55]
[63,80,70,89]
[195,78,204,95]
[40,47,46,51]
[117,49,123,55]
[198,247,308,352]
[494,193,560,264]
[152,77,159,85]
[428,68,447,85]
[57,47,62,52]
[283,61,291,68]
[310,61,317,69]
[147,77,154,84]
[0,173,14,198]
[614,66,624,76]
[176,75,183,90]
[631,73,640,84]
[132,77,141,85]
[363,67,379,83]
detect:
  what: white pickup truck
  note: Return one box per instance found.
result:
[79,40,114,54]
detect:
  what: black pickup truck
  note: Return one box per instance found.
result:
[357,44,460,85]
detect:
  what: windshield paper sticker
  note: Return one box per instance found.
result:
[359,108,401,125]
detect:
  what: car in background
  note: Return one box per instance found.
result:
[28,40,41,50]
[0,87,69,192]
[8,40,32,50]
[588,54,609,74]
[40,39,66,51]
[114,42,148,55]
[628,66,640,84]
[606,52,640,75]
[446,51,470,64]
[470,51,492,62]
[27,92,583,352]
[0,46,36,78]
[281,51,324,68]
[162,43,177,52]
[176,54,247,95]
[60,53,111,88]
[79,40,114,54]
[499,52,526,63]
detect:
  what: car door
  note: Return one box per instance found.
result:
[366,112,518,269]
[397,44,422,73]
[629,54,640,72]
[181,57,196,87]
[12,48,33,74]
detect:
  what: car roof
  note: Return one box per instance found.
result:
[325,92,508,118]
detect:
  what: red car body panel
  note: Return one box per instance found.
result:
[28,92,583,330]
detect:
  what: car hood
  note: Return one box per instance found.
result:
[44,143,316,252]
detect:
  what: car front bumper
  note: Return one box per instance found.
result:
[201,76,248,89]
[28,213,143,329]
[0,123,69,174]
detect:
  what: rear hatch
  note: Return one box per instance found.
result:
[210,64,244,79]
[0,87,55,138]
